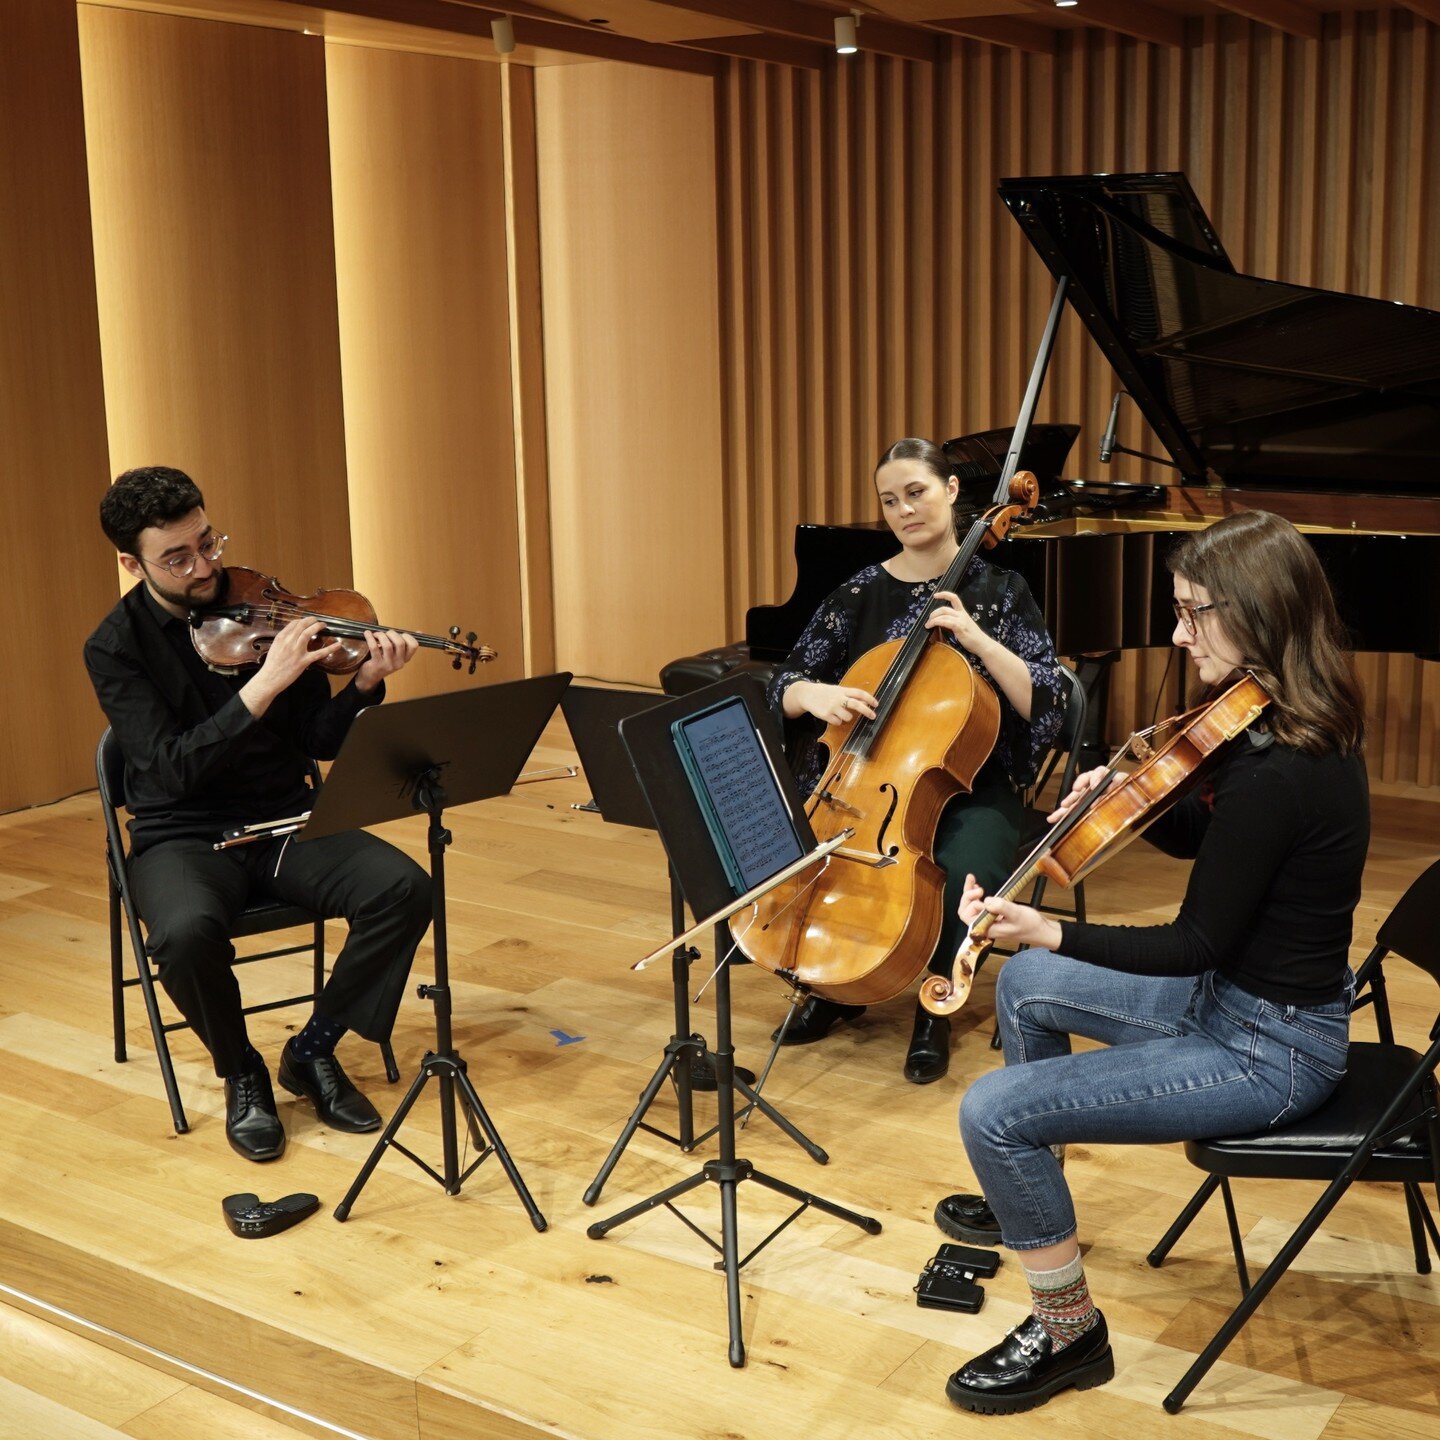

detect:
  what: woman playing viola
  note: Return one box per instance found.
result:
[939,509,1369,1414]
[767,437,1067,1082]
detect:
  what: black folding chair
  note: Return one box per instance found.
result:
[1147,856,1440,1413]
[100,728,398,1133]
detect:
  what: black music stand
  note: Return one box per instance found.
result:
[585,675,880,1367]
[308,674,572,1231]
[562,686,825,1209]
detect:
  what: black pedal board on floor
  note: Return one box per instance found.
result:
[222,1191,321,1239]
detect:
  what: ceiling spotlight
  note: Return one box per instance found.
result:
[1055,1,1079,8]
[492,15,516,54]
[834,15,858,54]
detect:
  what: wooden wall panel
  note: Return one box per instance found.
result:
[0,0,114,813]
[78,5,352,595]
[327,42,526,700]
[715,11,1440,788]
[534,64,726,685]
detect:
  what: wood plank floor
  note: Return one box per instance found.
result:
[0,713,1436,1440]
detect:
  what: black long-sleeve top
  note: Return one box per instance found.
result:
[1058,733,1370,1007]
[84,579,380,855]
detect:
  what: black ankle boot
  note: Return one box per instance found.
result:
[772,995,865,1045]
[904,1003,950,1083]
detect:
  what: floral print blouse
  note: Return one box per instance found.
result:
[767,555,1067,797]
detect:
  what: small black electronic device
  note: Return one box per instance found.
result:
[222,1191,320,1239]
[937,1241,1002,1278]
[914,1242,1003,1313]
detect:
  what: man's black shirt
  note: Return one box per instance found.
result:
[84,579,380,855]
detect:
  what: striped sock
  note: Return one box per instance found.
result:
[1023,1253,1098,1351]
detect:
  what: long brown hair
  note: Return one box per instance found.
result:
[1168,510,1366,754]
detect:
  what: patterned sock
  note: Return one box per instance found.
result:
[1023,1253,1098,1351]
[291,1012,347,1060]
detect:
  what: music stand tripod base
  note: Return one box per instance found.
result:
[585,944,880,1368]
[300,678,571,1232]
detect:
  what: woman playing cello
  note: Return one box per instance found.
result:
[767,437,1066,1082]
[939,509,1369,1414]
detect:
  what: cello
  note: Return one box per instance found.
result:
[730,473,1041,1005]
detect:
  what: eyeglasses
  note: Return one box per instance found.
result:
[1172,598,1227,637]
[141,532,227,578]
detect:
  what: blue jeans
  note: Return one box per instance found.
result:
[959,949,1352,1251]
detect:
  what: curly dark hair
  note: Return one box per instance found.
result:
[100,466,205,556]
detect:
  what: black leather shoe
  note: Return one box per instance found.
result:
[903,1005,951,1083]
[946,1312,1114,1415]
[278,1041,381,1133]
[224,1068,286,1162]
[771,996,865,1046]
[935,1192,1002,1245]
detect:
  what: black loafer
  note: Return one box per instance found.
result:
[935,1192,1002,1245]
[278,1041,381,1133]
[771,996,865,1046]
[947,1312,1114,1414]
[224,1068,286,1162]
[903,1005,951,1084]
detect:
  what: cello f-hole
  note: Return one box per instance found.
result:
[875,783,901,858]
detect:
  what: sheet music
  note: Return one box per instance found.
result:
[677,699,805,892]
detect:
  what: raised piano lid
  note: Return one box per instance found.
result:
[998,172,1440,495]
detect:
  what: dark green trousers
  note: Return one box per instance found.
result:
[927,765,1023,980]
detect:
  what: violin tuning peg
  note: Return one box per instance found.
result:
[449,625,460,641]
[468,657,478,676]
[465,631,477,646]
[452,657,461,670]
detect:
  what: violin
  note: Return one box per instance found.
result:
[731,472,1041,1006]
[918,671,1271,1017]
[188,566,496,677]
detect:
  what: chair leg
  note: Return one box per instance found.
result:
[1220,1178,1252,1296]
[109,881,127,1064]
[1147,1174,1221,1268]
[1074,878,1086,925]
[380,1039,400,1084]
[125,908,189,1134]
[312,919,325,999]
[1402,1183,1434,1274]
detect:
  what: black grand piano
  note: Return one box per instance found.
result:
[664,171,1440,699]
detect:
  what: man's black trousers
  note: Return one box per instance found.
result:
[130,831,432,1077]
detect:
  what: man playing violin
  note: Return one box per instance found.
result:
[84,466,432,1162]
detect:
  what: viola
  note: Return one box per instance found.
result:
[730,472,1040,1006]
[188,566,495,676]
[918,670,1272,1017]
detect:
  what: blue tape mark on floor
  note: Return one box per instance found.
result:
[549,1029,586,1046]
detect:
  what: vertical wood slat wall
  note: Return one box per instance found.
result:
[714,11,1440,788]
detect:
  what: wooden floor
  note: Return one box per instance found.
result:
[1,713,1437,1440]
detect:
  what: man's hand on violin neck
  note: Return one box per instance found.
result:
[355,629,419,695]
[239,619,345,718]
